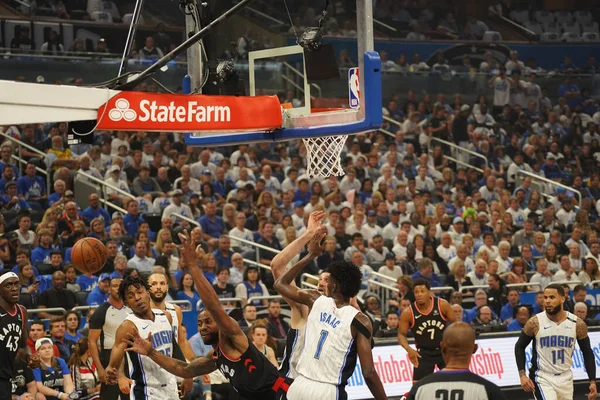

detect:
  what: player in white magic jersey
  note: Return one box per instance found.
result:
[270,210,330,379]
[106,275,179,400]
[273,223,387,400]
[515,283,597,400]
[148,272,195,396]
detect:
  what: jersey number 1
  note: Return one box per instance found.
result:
[314,330,329,359]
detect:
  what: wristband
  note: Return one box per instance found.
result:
[57,392,62,399]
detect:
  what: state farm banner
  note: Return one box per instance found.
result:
[97,92,283,132]
[347,331,600,399]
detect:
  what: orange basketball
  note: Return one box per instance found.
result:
[71,237,108,275]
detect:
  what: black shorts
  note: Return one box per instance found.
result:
[413,349,445,381]
[0,379,11,398]
[99,349,130,400]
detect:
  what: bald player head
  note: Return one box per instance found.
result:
[440,322,478,368]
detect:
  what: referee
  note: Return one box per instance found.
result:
[88,277,131,399]
[406,322,506,400]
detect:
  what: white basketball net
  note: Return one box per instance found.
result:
[302,135,348,179]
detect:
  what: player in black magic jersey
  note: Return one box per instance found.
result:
[0,269,30,399]
[121,231,292,400]
[398,276,456,382]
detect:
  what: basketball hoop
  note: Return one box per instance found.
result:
[302,135,347,179]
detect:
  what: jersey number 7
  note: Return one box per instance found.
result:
[314,330,329,359]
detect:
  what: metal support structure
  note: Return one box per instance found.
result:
[77,170,136,200]
[118,0,146,77]
[116,0,256,90]
[429,136,489,168]
[169,212,200,227]
[185,0,205,93]
[517,169,582,205]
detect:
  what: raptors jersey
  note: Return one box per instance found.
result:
[279,325,306,379]
[0,305,24,380]
[296,296,360,386]
[530,311,578,377]
[409,297,447,351]
[125,310,178,400]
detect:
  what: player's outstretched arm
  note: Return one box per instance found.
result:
[178,230,243,338]
[514,316,537,393]
[124,328,217,379]
[273,232,326,308]
[575,318,597,399]
[355,313,387,400]
[397,307,420,367]
[106,320,137,388]
[270,210,326,280]
[439,298,457,323]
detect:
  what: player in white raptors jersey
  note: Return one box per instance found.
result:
[273,225,387,400]
[106,275,179,400]
[515,284,597,400]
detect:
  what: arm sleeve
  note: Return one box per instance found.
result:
[577,336,597,381]
[24,366,35,384]
[514,331,534,372]
[486,382,508,400]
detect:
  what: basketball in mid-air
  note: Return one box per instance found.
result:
[71,237,107,274]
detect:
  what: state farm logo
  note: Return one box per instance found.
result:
[108,99,137,122]
[106,98,232,124]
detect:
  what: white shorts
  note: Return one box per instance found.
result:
[287,375,347,400]
[533,372,573,400]
[131,384,180,400]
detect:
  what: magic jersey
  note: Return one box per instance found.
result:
[165,302,179,343]
[530,311,578,377]
[125,310,178,399]
[296,296,359,386]
[279,325,306,379]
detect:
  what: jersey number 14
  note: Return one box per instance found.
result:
[552,349,565,364]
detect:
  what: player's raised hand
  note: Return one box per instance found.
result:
[178,230,200,267]
[306,210,326,234]
[307,226,327,256]
[588,382,597,400]
[407,347,421,368]
[124,329,153,356]
[519,375,535,392]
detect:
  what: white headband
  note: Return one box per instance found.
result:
[0,272,18,285]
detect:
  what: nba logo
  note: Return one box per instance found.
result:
[348,68,360,109]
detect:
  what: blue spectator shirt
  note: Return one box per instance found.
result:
[86,286,109,306]
[48,192,63,206]
[500,303,517,322]
[213,249,233,269]
[410,271,442,288]
[507,319,525,331]
[293,189,311,205]
[123,213,144,237]
[81,206,112,224]
[31,245,57,265]
[76,275,98,292]
[198,215,226,239]
[0,195,30,212]
[17,175,46,200]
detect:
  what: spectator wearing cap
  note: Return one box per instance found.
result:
[162,189,193,225]
[57,201,87,237]
[31,229,58,264]
[86,273,111,306]
[449,217,465,247]
[541,153,561,180]
[556,197,576,227]
[382,209,401,242]
[105,164,131,203]
[133,165,164,197]
[0,181,30,212]
[80,193,111,224]
[123,199,144,237]
[362,210,383,242]
[378,252,403,280]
